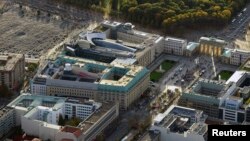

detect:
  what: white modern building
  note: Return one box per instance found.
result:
[101,20,165,66]
[7,93,118,141]
[220,96,245,123]
[64,99,101,120]
[218,71,250,123]
[150,105,208,141]
[164,37,187,56]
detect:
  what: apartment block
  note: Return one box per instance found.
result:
[0,53,25,89]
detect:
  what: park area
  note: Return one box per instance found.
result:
[150,60,176,82]
[216,70,234,81]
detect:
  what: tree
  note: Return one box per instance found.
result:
[95,132,105,141]
[53,0,248,30]
[27,63,38,72]
[0,84,12,98]
[58,114,65,126]
[65,117,81,126]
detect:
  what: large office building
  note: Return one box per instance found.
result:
[31,55,149,110]
[179,71,250,123]
[179,79,235,118]
[7,93,119,141]
[218,71,250,123]
[0,53,25,89]
[164,37,187,56]
[0,107,15,139]
[219,96,246,123]
[67,21,164,67]
[199,37,227,57]
[150,105,207,141]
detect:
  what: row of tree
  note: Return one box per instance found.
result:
[53,0,248,30]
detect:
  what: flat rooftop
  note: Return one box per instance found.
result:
[56,102,115,133]
[0,107,13,118]
[0,53,23,71]
[226,71,250,88]
[65,99,102,108]
[36,55,147,88]
[232,49,250,54]
[200,37,227,45]
[7,93,66,110]
[186,42,199,51]
[101,20,122,28]
[153,105,207,135]
[154,105,203,126]
[226,71,246,85]
[192,79,225,97]
[165,37,186,43]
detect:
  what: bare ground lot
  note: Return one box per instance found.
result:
[0,2,73,57]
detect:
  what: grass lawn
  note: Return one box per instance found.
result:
[150,60,176,82]
[216,70,234,80]
[162,60,176,71]
[150,71,163,82]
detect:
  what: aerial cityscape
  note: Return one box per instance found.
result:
[0,0,250,141]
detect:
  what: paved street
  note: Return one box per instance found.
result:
[217,3,250,43]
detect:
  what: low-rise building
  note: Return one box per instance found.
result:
[164,37,187,56]
[150,105,207,141]
[0,53,25,89]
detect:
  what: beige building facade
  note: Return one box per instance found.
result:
[199,37,226,57]
[0,53,25,90]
